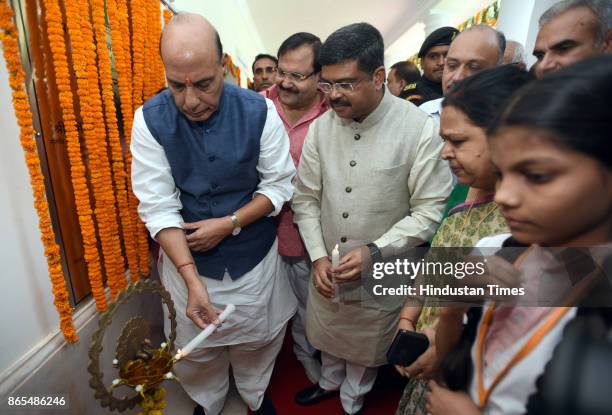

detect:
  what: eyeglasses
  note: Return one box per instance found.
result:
[318,78,365,94]
[254,66,277,76]
[276,68,315,83]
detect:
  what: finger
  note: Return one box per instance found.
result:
[187,310,210,330]
[182,222,199,230]
[315,273,334,297]
[334,257,355,273]
[204,304,221,325]
[335,267,360,281]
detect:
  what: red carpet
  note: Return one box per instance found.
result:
[251,332,406,415]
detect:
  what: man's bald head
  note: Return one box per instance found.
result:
[160,13,227,122]
[442,25,506,93]
[160,12,223,64]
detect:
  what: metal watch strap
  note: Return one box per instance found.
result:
[366,242,383,263]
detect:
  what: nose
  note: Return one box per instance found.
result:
[329,87,343,101]
[184,86,200,110]
[494,176,520,210]
[440,141,453,160]
[536,53,557,77]
[436,55,445,67]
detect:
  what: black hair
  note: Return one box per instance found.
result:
[215,31,223,61]
[390,61,421,84]
[319,22,384,77]
[489,55,612,169]
[252,53,278,72]
[277,32,322,73]
[442,65,534,128]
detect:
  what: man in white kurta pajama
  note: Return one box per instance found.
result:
[131,14,296,415]
[291,23,452,415]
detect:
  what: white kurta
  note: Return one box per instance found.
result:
[130,97,298,346]
[292,90,453,366]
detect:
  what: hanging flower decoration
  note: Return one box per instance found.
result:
[0,1,78,342]
[42,0,108,310]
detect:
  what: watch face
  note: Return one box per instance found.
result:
[232,227,241,236]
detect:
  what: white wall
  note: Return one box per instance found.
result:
[496,0,559,67]
[0,50,58,377]
[172,0,266,83]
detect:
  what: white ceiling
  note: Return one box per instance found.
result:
[244,0,440,55]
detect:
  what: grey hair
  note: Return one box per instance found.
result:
[464,24,507,65]
[507,40,526,64]
[539,0,612,46]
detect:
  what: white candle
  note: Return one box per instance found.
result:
[177,304,236,359]
[331,244,340,301]
[331,244,340,268]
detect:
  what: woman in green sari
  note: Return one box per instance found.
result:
[395,65,533,415]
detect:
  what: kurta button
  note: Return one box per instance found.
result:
[354,134,361,140]
[345,186,352,193]
[349,160,356,167]
[209,156,215,162]
[340,236,347,243]
[342,212,349,218]
[212,201,218,206]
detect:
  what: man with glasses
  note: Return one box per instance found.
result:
[260,32,329,384]
[131,13,296,415]
[292,22,452,415]
[252,53,278,92]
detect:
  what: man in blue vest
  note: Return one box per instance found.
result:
[131,13,297,415]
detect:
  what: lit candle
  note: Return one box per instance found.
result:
[176,304,236,360]
[331,244,340,302]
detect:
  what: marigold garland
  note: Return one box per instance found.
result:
[84,0,132,297]
[0,1,77,342]
[129,0,151,277]
[42,0,108,311]
[107,0,141,282]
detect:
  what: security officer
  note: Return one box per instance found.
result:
[413,26,459,105]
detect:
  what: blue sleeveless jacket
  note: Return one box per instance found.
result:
[142,83,276,280]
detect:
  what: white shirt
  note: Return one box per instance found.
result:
[130,97,296,238]
[419,97,443,124]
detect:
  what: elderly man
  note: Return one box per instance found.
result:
[292,23,452,415]
[252,53,278,91]
[386,60,422,102]
[504,40,527,69]
[131,13,296,415]
[260,32,329,383]
[533,0,611,78]
[420,24,506,122]
[413,26,459,105]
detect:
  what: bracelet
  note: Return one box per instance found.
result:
[177,262,195,272]
[399,316,417,326]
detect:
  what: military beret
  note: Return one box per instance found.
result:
[418,26,459,58]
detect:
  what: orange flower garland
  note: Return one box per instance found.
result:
[0,1,77,343]
[112,0,147,282]
[64,0,126,299]
[42,0,108,311]
[163,9,172,25]
[129,0,151,277]
[75,1,127,299]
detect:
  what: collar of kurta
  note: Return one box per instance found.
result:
[262,84,329,128]
[339,88,392,130]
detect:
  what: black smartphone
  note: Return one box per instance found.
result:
[386,329,430,367]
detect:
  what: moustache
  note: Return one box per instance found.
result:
[279,84,299,94]
[330,98,351,107]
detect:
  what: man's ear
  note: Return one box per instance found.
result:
[374,66,386,90]
[221,53,228,71]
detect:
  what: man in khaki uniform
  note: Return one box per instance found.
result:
[292,23,452,415]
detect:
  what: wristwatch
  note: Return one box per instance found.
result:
[366,242,383,263]
[230,213,242,236]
